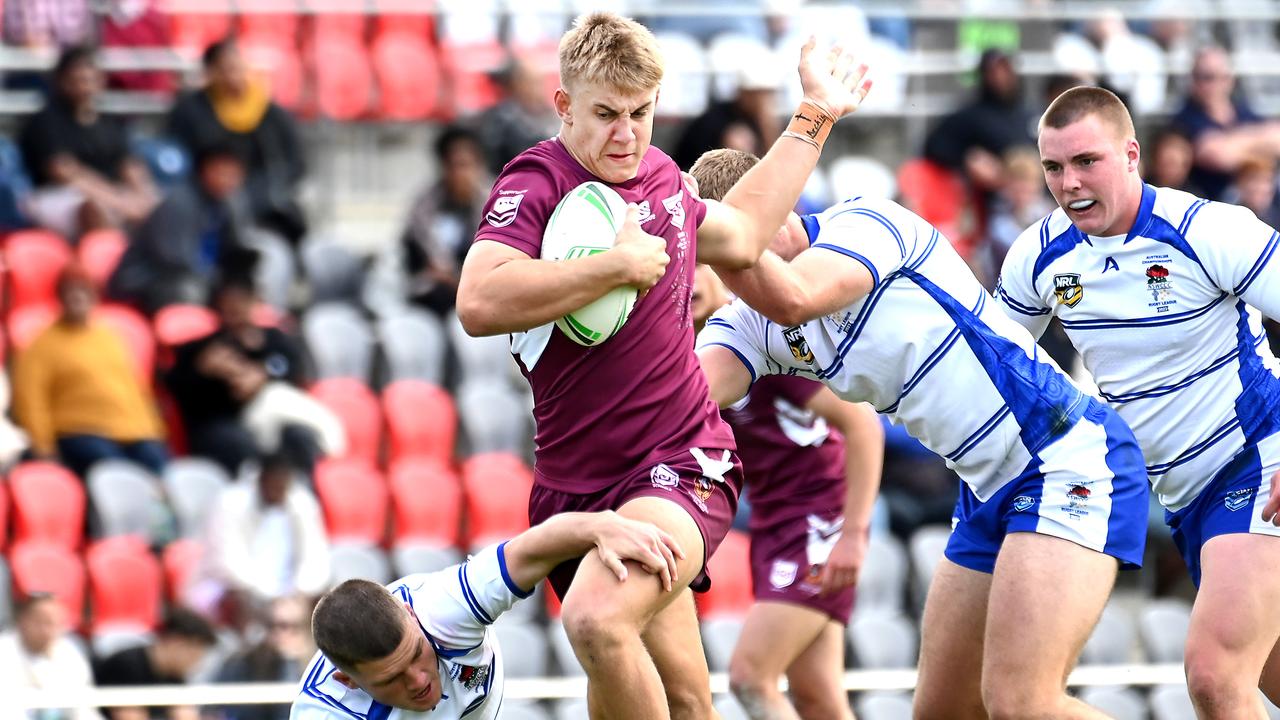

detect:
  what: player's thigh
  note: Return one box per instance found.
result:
[1187,534,1280,676]
[914,558,991,719]
[732,602,832,684]
[984,531,1116,688]
[641,588,715,713]
[784,621,853,720]
[617,495,710,590]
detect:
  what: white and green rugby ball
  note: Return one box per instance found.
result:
[541,181,638,346]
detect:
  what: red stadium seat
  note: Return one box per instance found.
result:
[373,12,435,39]
[896,158,978,258]
[313,11,366,41]
[388,456,462,548]
[5,229,72,310]
[461,452,533,550]
[77,229,128,292]
[162,538,203,602]
[440,40,507,116]
[544,584,561,619]
[6,302,57,351]
[86,536,162,633]
[10,461,85,550]
[313,35,372,120]
[94,303,156,380]
[241,37,306,112]
[371,31,441,120]
[152,304,218,347]
[383,380,456,463]
[314,457,389,545]
[9,541,86,625]
[238,13,299,42]
[0,479,8,553]
[694,530,753,619]
[311,377,383,465]
[170,12,233,57]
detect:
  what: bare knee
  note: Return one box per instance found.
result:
[914,694,985,720]
[790,681,849,720]
[561,597,637,667]
[982,677,1061,720]
[1185,640,1253,714]
[666,680,714,720]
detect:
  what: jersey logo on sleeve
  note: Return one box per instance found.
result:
[1053,273,1084,307]
[635,200,655,225]
[486,190,527,227]
[662,191,686,229]
[783,326,816,363]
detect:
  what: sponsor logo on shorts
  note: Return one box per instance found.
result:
[1012,495,1035,512]
[650,463,679,491]
[769,560,797,589]
[1053,273,1083,307]
[689,476,714,513]
[1225,488,1254,512]
[486,190,526,227]
[783,325,815,364]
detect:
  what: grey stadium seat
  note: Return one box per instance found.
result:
[553,698,588,720]
[392,544,462,576]
[713,696,750,720]
[378,308,448,384]
[0,556,11,628]
[303,302,375,380]
[856,691,914,720]
[244,228,295,312]
[493,620,549,678]
[87,459,172,544]
[908,524,951,611]
[700,617,743,673]
[163,457,231,538]
[1138,599,1192,664]
[1079,686,1147,720]
[1081,603,1139,665]
[457,381,530,456]
[1149,684,1196,720]
[303,238,365,304]
[856,533,908,614]
[329,543,392,586]
[448,310,518,384]
[500,701,551,720]
[849,610,918,669]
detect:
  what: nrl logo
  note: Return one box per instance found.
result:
[1053,273,1083,307]
[783,326,815,364]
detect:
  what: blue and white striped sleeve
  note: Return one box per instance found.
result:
[1190,201,1280,320]
[696,299,777,389]
[994,222,1054,339]
[809,201,910,287]
[446,543,534,631]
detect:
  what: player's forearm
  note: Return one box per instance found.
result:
[717,251,817,326]
[502,512,611,590]
[456,254,631,336]
[835,404,885,534]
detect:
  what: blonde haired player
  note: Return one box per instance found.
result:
[457,12,873,720]
[996,85,1280,718]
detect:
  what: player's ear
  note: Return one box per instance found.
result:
[1127,138,1141,173]
[333,670,357,689]
[554,87,573,123]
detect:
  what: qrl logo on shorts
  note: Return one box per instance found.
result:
[650,464,679,490]
[769,560,798,589]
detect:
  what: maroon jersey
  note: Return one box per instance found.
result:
[722,375,847,530]
[474,138,735,493]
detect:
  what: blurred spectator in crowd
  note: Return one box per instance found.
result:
[100,0,176,93]
[165,271,317,475]
[1144,126,1201,195]
[188,452,330,631]
[1227,158,1280,228]
[0,373,31,472]
[2,0,92,51]
[93,608,218,720]
[13,264,168,478]
[166,38,307,243]
[17,46,158,240]
[108,143,250,315]
[981,148,1055,286]
[402,126,492,317]
[475,57,559,176]
[674,54,781,171]
[1172,45,1280,201]
[0,592,100,720]
[212,596,315,720]
[923,48,1034,215]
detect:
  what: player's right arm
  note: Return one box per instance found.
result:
[993,219,1054,338]
[456,205,668,336]
[504,511,685,592]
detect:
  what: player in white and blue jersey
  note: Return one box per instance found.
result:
[289,511,682,720]
[691,149,1148,720]
[995,86,1280,718]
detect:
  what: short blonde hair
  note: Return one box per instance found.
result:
[1004,147,1043,184]
[689,148,760,201]
[1040,86,1136,142]
[559,13,663,94]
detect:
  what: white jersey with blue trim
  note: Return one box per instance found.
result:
[290,543,532,720]
[995,184,1280,511]
[697,196,1088,501]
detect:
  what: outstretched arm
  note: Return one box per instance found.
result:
[503,511,686,593]
[716,247,875,327]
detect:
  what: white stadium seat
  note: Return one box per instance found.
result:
[856,691,914,720]
[849,610,917,669]
[1138,599,1192,664]
[1079,685,1147,720]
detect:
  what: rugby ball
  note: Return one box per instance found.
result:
[541,181,638,346]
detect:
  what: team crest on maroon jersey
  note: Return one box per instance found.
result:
[486,190,526,227]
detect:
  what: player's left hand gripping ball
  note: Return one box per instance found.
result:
[796,37,874,120]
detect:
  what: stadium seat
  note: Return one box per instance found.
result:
[500,702,551,720]
[94,303,156,380]
[0,479,8,553]
[1149,684,1196,720]
[9,541,86,625]
[907,524,951,612]
[849,610,918,668]
[302,302,375,380]
[855,533,908,615]
[456,381,529,455]
[313,34,373,120]
[828,156,898,203]
[302,239,365,304]
[238,12,299,42]
[153,304,219,347]
[310,377,383,464]
[6,302,57,350]
[1081,603,1138,665]
[700,617,742,672]
[1079,686,1147,720]
[312,2,367,41]
[546,620,583,677]
[243,228,295,313]
[240,37,306,112]
[170,11,233,56]
[314,457,389,545]
[162,458,232,538]
[856,692,914,720]
[461,452,534,551]
[388,456,462,548]
[493,620,549,678]
[447,310,517,383]
[383,380,456,462]
[440,41,505,115]
[77,228,128,292]
[706,32,775,101]
[0,555,12,627]
[10,461,85,550]
[92,630,153,660]
[86,535,162,634]
[895,159,977,258]
[1139,599,1192,663]
[372,11,435,39]
[86,459,171,544]
[392,545,461,576]
[554,699,588,720]
[378,309,448,384]
[653,32,709,117]
[5,228,71,309]
[329,543,392,586]
[161,538,203,602]
[714,696,750,720]
[694,530,752,619]
[371,29,442,120]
